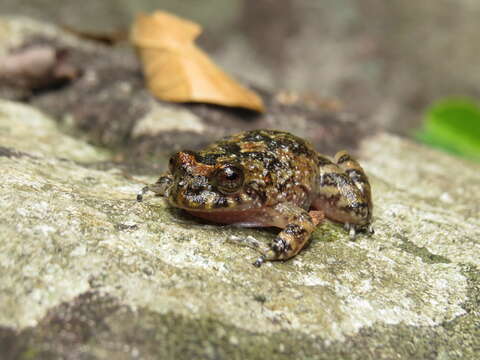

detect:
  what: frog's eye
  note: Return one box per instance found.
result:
[215,165,244,193]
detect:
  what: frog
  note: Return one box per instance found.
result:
[137,129,373,267]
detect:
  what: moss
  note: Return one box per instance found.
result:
[449,264,480,319]
[396,235,451,264]
[312,221,344,243]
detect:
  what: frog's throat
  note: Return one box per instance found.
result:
[185,207,272,226]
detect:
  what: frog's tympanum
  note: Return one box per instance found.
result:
[138,130,373,267]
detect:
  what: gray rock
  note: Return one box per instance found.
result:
[0,98,479,359]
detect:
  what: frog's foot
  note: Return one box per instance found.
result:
[367,224,375,235]
[253,204,317,267]
[253,255,266,267]
[344,222,374,239]
[136,185,150,202]
[228,235,272,267]
[252,222,321,267]
[230,203,316,267]
[136,174,174,202]
[252,237,289,267]
[228,235,264,250]
[230,226,314,268]
[344,223,357,240]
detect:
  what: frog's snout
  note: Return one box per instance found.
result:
[173,175,209,193]
[189,175,210,192]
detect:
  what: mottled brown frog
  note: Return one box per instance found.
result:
[137,129,373,266]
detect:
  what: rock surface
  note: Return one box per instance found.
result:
[1,13,479,360]
[1,98,479,359]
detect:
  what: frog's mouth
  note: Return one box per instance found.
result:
[168,188,255,212]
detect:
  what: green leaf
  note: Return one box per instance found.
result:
[416,98,480,162]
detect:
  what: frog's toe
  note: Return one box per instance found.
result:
[367,224,375,235]
[136,186,150,202]
[253,255,266,267]
[228,235,262,250]
[343,223,357,239]
[229,235,277,267]
[344,222,374,239]
[349,226,357,240]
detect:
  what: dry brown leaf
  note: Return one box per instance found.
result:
[131,11,265,112]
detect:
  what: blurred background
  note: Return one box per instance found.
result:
[1,0,479,142]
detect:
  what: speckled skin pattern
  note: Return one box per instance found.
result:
[138,129,373,266]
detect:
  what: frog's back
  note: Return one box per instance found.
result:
[197,129,321,208]
[198,129,317,161]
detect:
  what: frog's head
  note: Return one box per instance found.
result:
[162,151,263,211]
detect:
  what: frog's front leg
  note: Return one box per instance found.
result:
[137,174,173,202]
[253,203,317,267]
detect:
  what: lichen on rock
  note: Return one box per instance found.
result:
[0,99,479,359]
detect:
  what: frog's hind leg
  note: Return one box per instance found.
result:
[334,151,371,199]
[334,151,374,236]
[252,203,317,267]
